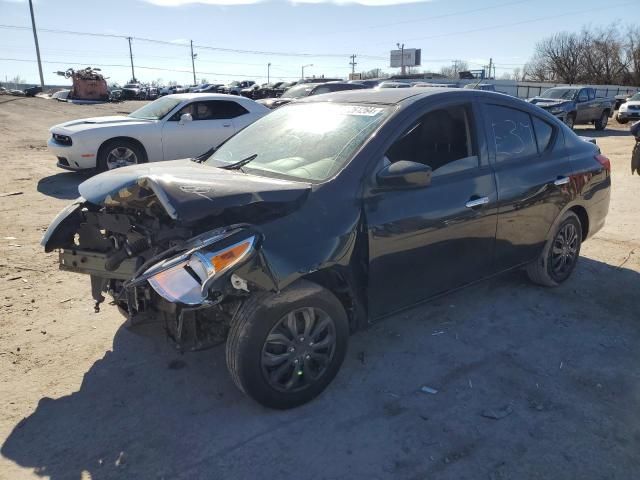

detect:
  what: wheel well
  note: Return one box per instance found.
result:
[569,205,589,240]
[300,269,364,333]
[98,136,148,163]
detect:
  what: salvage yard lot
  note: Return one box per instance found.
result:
[1,96,639,479]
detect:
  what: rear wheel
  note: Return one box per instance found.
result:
[594,111,609,130]
[97,139,145,172]
[225,280,349,409]
[526,212,582,287]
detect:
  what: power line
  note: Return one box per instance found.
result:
[0,24,385,59]
[395,0,636,44]
[0,57,300,79]
[327,0,530,35]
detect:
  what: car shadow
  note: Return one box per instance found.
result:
[37,172,91,200]
[2,256,639,479]
[575,128,632,138]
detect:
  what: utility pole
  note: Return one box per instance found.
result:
[190,40,197,85]
[127,37,136,82]
[397,43,405,76]
[267,62,271,84]
[28,0,44,90]
[349,54,357,76]
[487,57,493,80]
[301,64,313,80]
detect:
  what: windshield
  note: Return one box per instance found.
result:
[541,88,578,100]
[281,84,315,98]
[128,96,183,120]
[207,103,391,182]
[124,84,139,88]
[630,93,640,101]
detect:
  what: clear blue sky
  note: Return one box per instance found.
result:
[0,0,634,86]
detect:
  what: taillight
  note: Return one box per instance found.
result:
[595,154,610,172]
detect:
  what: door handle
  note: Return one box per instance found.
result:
[465,196,489,208]
[553,176,570,186]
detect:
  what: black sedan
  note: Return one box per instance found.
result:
[42,88,610,409]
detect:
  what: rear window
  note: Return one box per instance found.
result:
[533,117,554,153]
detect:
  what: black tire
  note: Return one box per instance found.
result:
[617,116,629,125]
[226,280,349,409]
[526,211,582,287]
[564,114,576,130]
[594,111,609,130]
[97,138,145,172]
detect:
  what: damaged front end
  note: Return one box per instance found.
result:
[42,162,308,350]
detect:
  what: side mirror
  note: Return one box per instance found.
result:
[179,113,193,125]
[377,160,432,189]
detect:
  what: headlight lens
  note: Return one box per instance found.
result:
[146,235,256,305]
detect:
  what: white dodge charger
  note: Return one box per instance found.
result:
[47,93,269,171]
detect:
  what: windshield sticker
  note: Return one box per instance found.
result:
[341,106,384,116]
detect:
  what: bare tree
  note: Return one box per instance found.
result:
[525,24,640,86]
[440,60,469,79]
[535,32,583,83]
[580,27,629,85]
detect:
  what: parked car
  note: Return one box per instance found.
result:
[616,92,640,124]
[298,78,342,84]
[23,85,43,97]
[223,81,255,95]
[528,86,614,130]
[463,83,495,92]
[192,84,224,93]
[42,88,610,408]
[257,82,366,109]
[47,93,269,171]
[120,83,146,100]
[348,79,382,88]
[376,81,411,89]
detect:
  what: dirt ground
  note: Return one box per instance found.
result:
[0,96,639,480]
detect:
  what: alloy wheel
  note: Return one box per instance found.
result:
[106,147,138,169]
[550,222,579,279]
[261,307,336,392]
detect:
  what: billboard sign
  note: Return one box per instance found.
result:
[390,48,421,68]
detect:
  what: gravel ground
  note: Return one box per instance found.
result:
[0,96,639,480]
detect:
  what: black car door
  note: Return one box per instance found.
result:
[365,99,498,318]
[480,100,573,272]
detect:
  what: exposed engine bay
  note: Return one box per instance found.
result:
[43,195,273,351]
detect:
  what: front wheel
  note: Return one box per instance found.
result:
[225,280,349,409]
[526,211,582,287]
[617,116,629,124]
[97,139,145,172]
[564,114,575,130]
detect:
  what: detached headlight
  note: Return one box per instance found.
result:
[146,235,256,305]
[550,107,564,114]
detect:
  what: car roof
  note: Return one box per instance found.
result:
[163,93,250,101]
[298,87,510,106]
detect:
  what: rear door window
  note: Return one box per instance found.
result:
[485,105,537,163]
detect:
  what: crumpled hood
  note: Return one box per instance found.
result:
[78,159,311,224]
[529,98,571,108]
[51,116,154,134]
